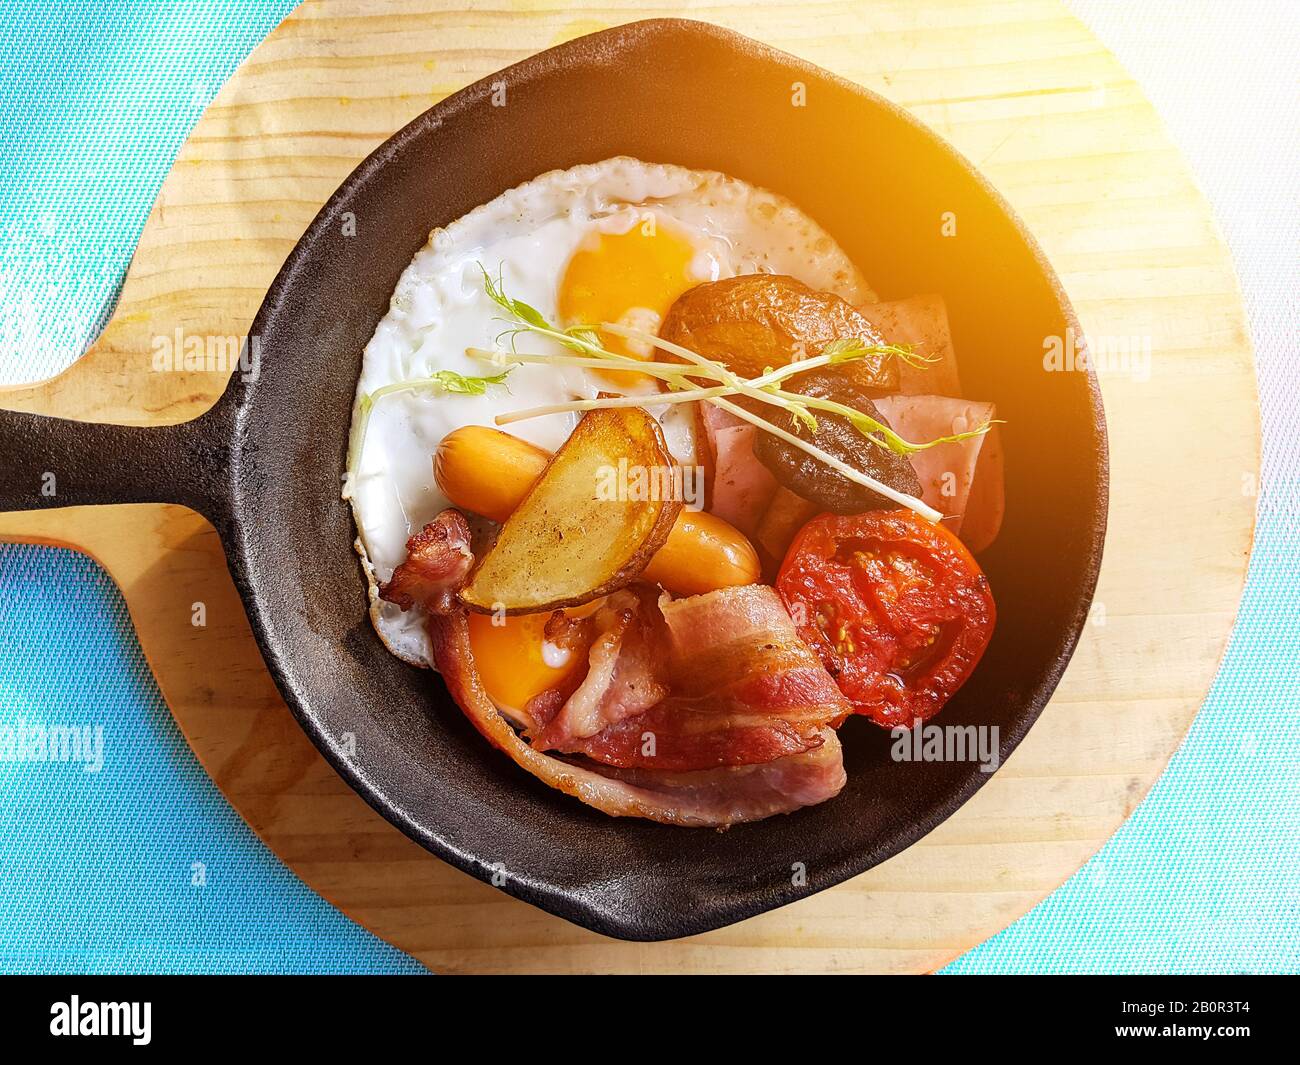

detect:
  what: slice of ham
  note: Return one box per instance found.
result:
[533,584,850,772]
[697,404,778,538]
[960,422,1005,553]
[874,395,999,545]
[854,296,1005,550]
[858,294,962,396]
[428,609,846,827]
[378,509,474,615]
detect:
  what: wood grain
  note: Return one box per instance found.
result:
[0,0,1258,973]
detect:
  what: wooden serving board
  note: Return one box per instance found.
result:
[0,0,1258,973]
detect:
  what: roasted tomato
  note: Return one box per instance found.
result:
[776,509,995,728]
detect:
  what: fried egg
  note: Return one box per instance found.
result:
[348,157,874,677]
[465,601,602,719]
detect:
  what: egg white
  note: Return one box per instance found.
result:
[348,157,875,667]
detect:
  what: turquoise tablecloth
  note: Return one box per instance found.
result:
[1,0,1296,973]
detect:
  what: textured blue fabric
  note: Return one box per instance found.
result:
[1,1,1296,973]
[0,544,424,973]
[0,0,423,975]
[943,508,1300,973]
[0,0,311,384]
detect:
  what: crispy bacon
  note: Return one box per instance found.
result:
[378,509,474,615]
[532,588,668,749]
[586,730,847,822]
[564,703,817,771]
[658,584,851,730]
[516,609,600,729]
[543,610,594,655]
[428,609,846,827]
[534,584,851,772]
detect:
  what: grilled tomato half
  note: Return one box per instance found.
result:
[776,509,995,727]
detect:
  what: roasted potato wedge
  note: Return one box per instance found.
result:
[660,274,899,392]
[458,407,683,614]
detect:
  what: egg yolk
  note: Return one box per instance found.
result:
[557,221,701,380]
[466,603,601,714]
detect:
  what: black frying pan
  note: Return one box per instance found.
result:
[0,20,1107,941]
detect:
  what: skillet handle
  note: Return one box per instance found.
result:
[0,404,229,520]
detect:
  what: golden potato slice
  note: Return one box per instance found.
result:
[660,274,899,392]
[458,407,683,615]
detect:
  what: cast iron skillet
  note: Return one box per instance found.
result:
[0,20,1107,941]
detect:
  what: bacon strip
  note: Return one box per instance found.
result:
[588,730,847,820]
[565,703,818,772]
[659,584,850,724]
[378,509,474,615]
[535,585,851,772]
[532,589,668,748]
[428,610,846,826]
